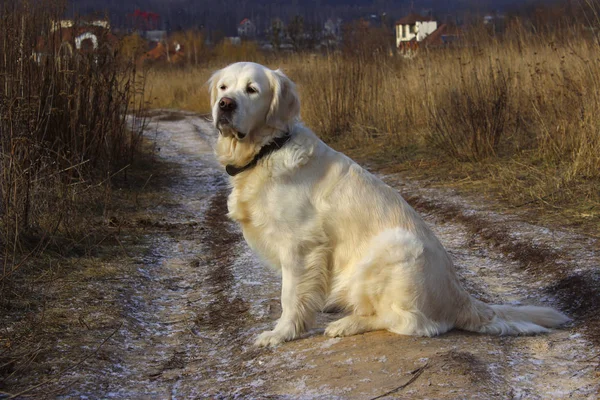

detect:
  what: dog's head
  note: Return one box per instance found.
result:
[208,62,300,142]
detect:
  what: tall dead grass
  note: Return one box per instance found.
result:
[146,24,600,214]
[0,1,146,284]
[146,67,213,112]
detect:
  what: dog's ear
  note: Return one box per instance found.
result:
[207,70,222,108]
[267,69,300,131]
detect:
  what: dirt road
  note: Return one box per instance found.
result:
[2,111,598,399]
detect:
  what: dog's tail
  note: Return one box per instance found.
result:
[457,297,570,335]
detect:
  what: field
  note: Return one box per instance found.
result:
[146,26,600,233]
[1,1,600,397]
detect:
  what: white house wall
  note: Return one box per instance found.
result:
[416,21,437,41]
[396,20,438,47]
[396,24,417,46]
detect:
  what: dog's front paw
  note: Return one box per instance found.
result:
[325,320,349,337]
[325,316,364,337]
[254,330,288,347]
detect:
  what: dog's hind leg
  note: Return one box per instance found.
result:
[324,228,434,339]
[255,244,329,347]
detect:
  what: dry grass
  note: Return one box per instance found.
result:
[145,67,213,112]
[145,24,600,228]
[0,2,146,284]
[142,41,270,113]
[0,3,148,387]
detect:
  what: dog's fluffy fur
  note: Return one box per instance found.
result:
[208,62,570,347]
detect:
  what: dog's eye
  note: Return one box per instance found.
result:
[246,86,257,94]
[219,85,227,90]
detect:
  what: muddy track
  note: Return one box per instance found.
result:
[400,188,600,348]
[1,110,598,399]
[197,187,251,334]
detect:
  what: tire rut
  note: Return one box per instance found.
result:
[196,186,252,334]
[403,191,600,349]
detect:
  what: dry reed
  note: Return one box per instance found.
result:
[0,1,146,284]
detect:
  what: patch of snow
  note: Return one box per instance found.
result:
[320,338,341,349]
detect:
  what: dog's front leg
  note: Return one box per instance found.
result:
[255,248,327,347]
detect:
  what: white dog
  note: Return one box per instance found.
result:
[208,62,569,347]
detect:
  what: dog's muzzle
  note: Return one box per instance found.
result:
[216,97,247,140]
[216,117,247,140]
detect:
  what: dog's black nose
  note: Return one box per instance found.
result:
[219,97,236,112]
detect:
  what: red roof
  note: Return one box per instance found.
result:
[397,24,463,51]
[141,41,185,63]
[127,9,160,30]
[240,18,250,25]
[396,12,433,25]
[422,24,462,46]
[129,10,160,21]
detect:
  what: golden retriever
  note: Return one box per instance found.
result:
[208,62,569,347]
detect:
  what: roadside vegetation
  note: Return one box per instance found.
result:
[0,0,146,274]
[146,5,600,233]
[0,0,146,384]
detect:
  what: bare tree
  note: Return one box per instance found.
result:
[288,15,304,51]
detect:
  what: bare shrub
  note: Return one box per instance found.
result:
[341,19,394,60]
[119,32,148,63]
[426,59,513,162]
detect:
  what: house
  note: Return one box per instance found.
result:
[323,18,342,39]
[35,19,117,64]
[395,13,461,55]
[395,12,438,54]
[238,18,256,38]
[140,39,184,64]
[143,30,167,43]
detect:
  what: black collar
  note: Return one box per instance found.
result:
[225,133,292,177]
